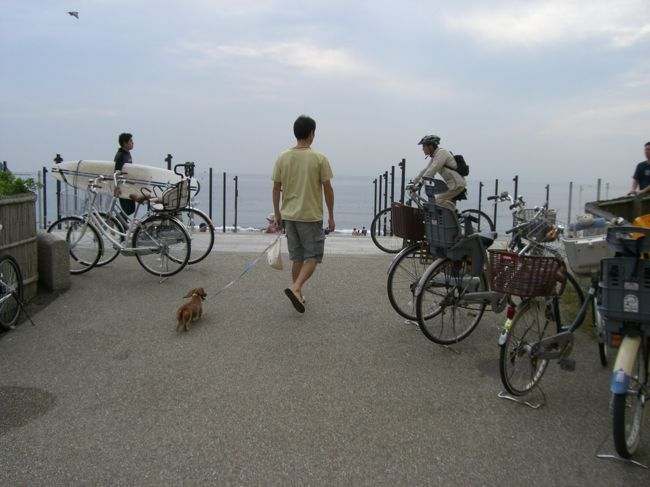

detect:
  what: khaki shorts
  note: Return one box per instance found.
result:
[284,220,325,263]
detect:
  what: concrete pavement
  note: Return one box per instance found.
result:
[1,233,648,486]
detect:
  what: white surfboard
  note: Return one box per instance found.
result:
[51,160,192,198]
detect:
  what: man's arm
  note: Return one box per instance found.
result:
[272,181,282,226]
[323,180,335,232]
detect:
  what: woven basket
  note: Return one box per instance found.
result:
[488,249,563,297]
[391,203,424,240]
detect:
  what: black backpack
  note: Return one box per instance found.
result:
[448,153,469,177]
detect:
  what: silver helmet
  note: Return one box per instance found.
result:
[418,135,441,146]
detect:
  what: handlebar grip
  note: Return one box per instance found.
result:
[487,196,497,201]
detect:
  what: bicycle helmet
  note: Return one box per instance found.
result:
[418,135,440,146]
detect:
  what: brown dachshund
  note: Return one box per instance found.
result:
[176,288,207,332]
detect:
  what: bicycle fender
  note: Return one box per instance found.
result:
[414,257,446,298]
[387,243,421,276]
[610,335,642,394]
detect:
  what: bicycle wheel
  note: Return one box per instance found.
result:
[499,298,551,396]
[0,255,23,330]
[133,215,190,277]
[173,208,215,264]
[94,212,125,267]
[387,243,436,320]
[612,337,648,459]
[415,257,488,344]
[460,209,495,234]
[593,298,608,367]
[370,207,404,254]
[47,216,103,274]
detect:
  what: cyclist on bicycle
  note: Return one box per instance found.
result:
[414,134,467,209]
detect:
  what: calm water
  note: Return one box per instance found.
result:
[22,169,628,234]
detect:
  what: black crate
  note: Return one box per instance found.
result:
[598,257,650,336]
[424,203,460,252]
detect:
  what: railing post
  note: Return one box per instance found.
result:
[41,167,48,229]
[568,182,573,225]
[390,165,395,205]
[222,172,227,233]
[233,175,238,233]
[373,178,377,215]
[383,171,388,236]
[597,178,602,201]
[399,158,406,203]
[493,179,499,232]
[478,181,483,214]
[54,154,63,221]
[165,154,173,171]
[513,175,519,202]
[545,184,550,207]
[209,167,213,221]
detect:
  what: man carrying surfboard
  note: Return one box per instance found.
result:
[114,132,136,215]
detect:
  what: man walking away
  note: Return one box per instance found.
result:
[272,115,335,313]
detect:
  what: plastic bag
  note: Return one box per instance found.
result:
[266,237,283,270]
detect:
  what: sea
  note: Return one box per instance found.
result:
[16,169,629,235]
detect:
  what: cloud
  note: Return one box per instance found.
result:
[444,0,650,48]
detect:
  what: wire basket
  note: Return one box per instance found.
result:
[488,249,563,297]
[513,208,557,241]
[391,202,425,240]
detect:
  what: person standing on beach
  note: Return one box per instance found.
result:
[413,134,466,209]
[272,115,335,313]
[114,132,135,215]
[628,141,650,196]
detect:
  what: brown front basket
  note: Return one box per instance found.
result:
[392,202,425,240]
[488,249,563,297]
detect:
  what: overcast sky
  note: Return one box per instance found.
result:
[1,0,649,188]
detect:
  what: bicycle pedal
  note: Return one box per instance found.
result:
[559,357,576,371]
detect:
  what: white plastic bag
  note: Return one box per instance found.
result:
[266,237,283,270]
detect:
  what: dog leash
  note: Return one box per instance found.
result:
[208,233,282,300]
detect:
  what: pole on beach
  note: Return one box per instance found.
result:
[597,178,602,201]
[493,179,499,232]
[399,158,406,204]
[568,182,573,225]
[513,175,519,203]
[545,184,550,207]
[222,172,227,233]
[209,168,213,221]
[383,171,388,236]
[373,179,377,215]
[41,167,48,229]
[233,176,238,233]
[478,182,484,229]
[165,154,173,171]
[390,166,395,206]
[54,154,63,225]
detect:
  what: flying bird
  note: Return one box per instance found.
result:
[68,11,79,19]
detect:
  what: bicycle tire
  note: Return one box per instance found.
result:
[370,207,404,254]
[133,215,190,277]
[415,257,488,344]
[499,298,551,396]
[612,337,648,459]
[0,255,23,330]
[172,208,215,264]
[387,243,436,320]
[47,216,103,274]
[593,298,608,367]
[459,209,495,234]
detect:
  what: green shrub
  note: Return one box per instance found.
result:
[0,170,41,195]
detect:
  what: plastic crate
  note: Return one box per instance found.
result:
[424,203,460,251]
[488,249,563,297]
[391,203,424,240]
[563,233,614,276]
[598,257,650,336]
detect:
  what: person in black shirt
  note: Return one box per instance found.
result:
[114,133,135,215]
[629,141,650,196]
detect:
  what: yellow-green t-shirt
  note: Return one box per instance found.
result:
[272,147,333,222]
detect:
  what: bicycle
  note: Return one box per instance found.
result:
[91,163,215,267]
[413,189,578,346]
[598,226,650,459]
[0,251,23,331]
[370,181,494,253]
[386,180,495,321]
[47,173,191,277]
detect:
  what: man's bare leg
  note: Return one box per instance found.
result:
[290,260,317,301]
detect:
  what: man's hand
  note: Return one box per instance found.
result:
[328,217,335,232]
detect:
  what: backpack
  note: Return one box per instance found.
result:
[449,154,469,177]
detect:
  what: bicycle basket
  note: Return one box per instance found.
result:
[424,203,460,252]
[513,209,557,240]
[159,179,191,210]
[598,257,650,336]
[391,202,425,240]
[488,249,563,297]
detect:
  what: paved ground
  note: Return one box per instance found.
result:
[1,234,648,486]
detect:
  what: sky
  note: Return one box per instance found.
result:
[1,0,649,189]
